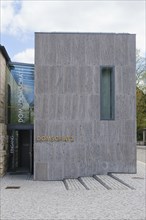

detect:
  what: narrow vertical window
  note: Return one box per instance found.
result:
[100,66,114,120]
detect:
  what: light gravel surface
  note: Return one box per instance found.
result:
[137,147,146,163]
[0,161,145,220]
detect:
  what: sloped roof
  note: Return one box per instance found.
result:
[0,45,11,63]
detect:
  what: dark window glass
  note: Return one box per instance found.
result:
[100,67,115,120]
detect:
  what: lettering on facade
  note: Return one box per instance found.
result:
[17,73,24,123]
[36,136,74,142]
[10,135,14,154]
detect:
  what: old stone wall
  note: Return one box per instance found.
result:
[34,33,136,180]
[0,51,8,176]
[0,124,8,175]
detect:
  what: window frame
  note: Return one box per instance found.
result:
[100,66,115,120]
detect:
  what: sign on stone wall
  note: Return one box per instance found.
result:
[36,136,74,142]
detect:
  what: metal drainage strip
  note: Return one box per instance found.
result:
[5,186,20,189]
[131,177,144,179]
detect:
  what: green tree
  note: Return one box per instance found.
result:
[136,50,146,141]
[136,87,146,140]
[136,50,146,93]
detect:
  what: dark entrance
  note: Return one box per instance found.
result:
[8,126,33,174]
[18,130,33,172]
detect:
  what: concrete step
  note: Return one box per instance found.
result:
[65,178,86,190]
[95,175,129,190]
[80,177,106,190]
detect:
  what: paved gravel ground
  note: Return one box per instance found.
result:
[0,161,145,220]
[137,146,146,163]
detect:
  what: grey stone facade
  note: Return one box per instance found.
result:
[34,33,136,180]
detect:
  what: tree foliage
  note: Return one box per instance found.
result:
[136,87,146,128]
[136,50,146,93]
[136,50,146,141]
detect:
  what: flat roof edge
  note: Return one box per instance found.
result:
[35,32,136,35]
[10,61,34,66]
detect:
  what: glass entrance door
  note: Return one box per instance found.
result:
[19,130,30,172]
[8,129,33,173]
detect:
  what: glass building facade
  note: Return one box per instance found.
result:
[7,62,34,173]
[8,62,34,124]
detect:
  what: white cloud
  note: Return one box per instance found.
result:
[1,1,15,33]
[1,0,145,54]
[12,48,34,63]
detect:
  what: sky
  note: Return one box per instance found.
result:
[0,0,145,64]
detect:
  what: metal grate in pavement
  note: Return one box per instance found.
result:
[5,186,20,189]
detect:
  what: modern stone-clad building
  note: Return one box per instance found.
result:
[34,32,136,180]
[0,33,136,180]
